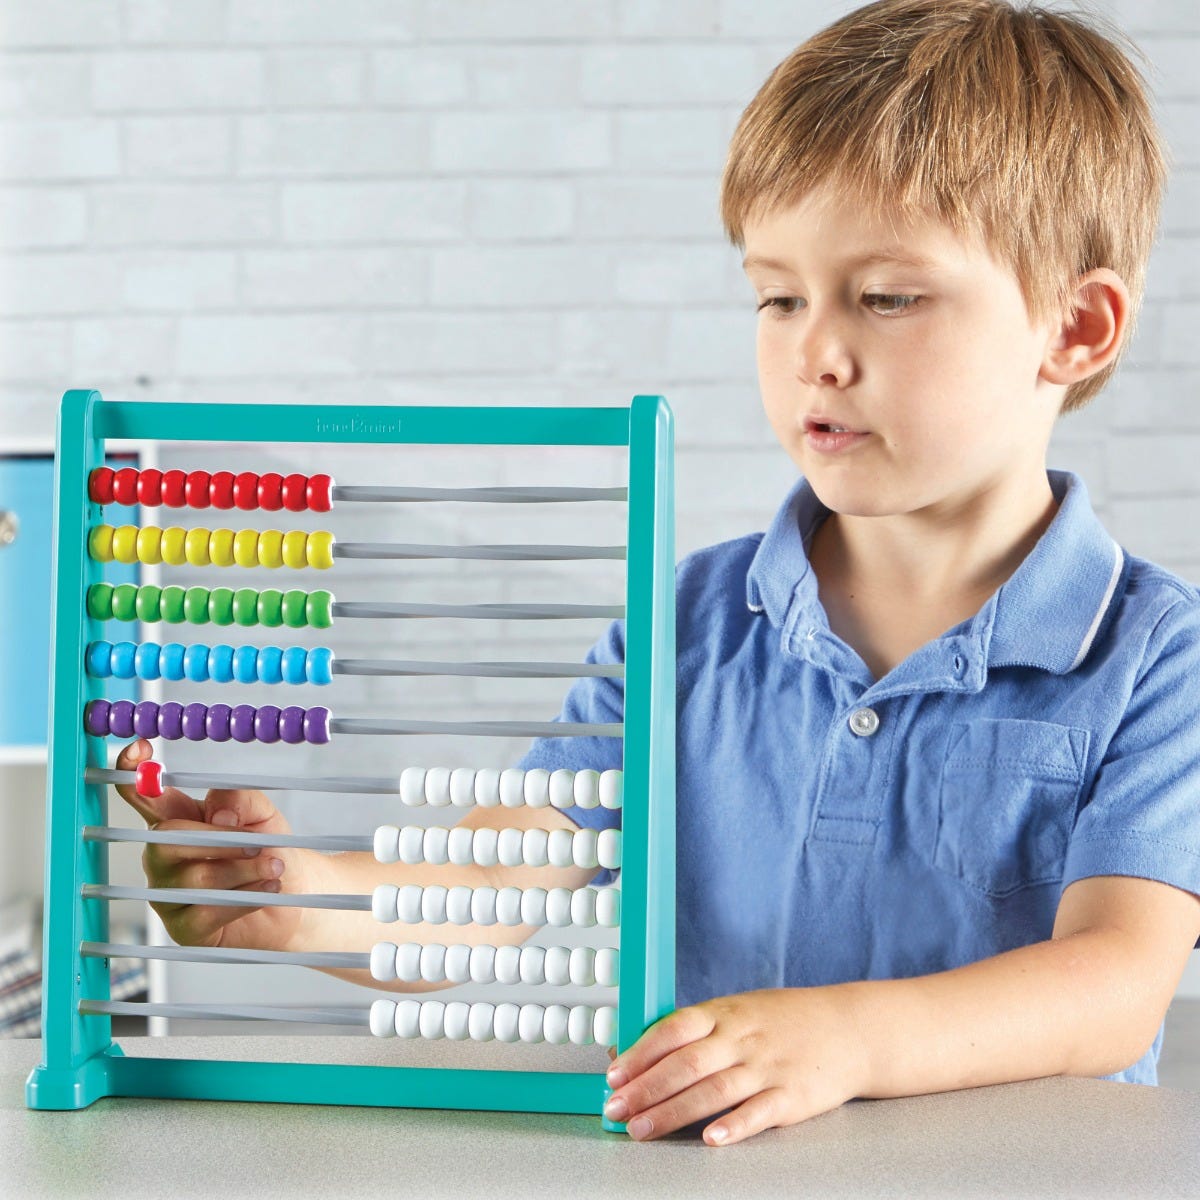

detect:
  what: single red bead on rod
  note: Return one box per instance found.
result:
[136,468,164,506]
[89,467,115,505]
[185,470,212,508]
[281,473,308,512]
[233,471,260,510]
[135,760,164,799]
[210,470,236,509]
[112,467,140,507]
[161,469,187,507]
[307,474,333,512]
[258,473,283,510]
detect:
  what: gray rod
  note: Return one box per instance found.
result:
[333,601,623,620]
[84,826,371,853]
[330,719,622,738]
[85,767,405,795]
[83,884,372,911]
[333,542,625,561]
[81,940,367,971]
[80,999,370,1026]
[332,485,626,504]
[333,658,623,679]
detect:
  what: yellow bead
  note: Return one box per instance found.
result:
[136,525,163,565]
[257,528,284,569]
[306,530,334,570]
[233,528,260,568]
[209,528,235,567]
[111,524,140,564]
[160,526,187,565]
[281,529,308,570]
[88,524,114,562]
[185,526,212,567]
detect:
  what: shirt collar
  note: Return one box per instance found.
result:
[746,469,1127,680]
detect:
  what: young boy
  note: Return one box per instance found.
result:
[115,0,1200,1150]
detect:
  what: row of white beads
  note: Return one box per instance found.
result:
[371,883,619,928]
[399,766,622,810]
[369,998,617,1047]
[373,824,621,871]
[369,941,619,988]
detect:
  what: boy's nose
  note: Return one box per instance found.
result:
[794,321,854,387]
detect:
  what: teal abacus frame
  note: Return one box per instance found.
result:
[26,389,676,1120]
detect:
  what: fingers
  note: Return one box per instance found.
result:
[611,1064,761,1142]
[150,879,283,947]
[703,1089,788,1148]
[200,786,283,832]
[607,1005,715,1089]
[113,739,204,826]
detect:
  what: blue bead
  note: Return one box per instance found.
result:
[280,646,307,685]
[134,642,161,681]
[160,642,186,680]
[232,645,259,684]
[259,645,284,685]
[307,647,333,686]
[183,643,210,682]
[86,641,113,679]
[209,644,234,683]
[111,641,137,679]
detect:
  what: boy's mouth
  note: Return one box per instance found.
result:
[803,415,862,435]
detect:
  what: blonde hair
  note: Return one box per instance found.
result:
[720,0,1169,411]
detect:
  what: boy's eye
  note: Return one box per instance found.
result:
[756,297,803,314]
[755,294,923,316]
[864,294,921,314]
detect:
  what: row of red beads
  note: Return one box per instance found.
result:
[89,467,333,512]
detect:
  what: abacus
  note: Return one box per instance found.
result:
[26,389,675,1127]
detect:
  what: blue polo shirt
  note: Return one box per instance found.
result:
[517,469,1200,1086]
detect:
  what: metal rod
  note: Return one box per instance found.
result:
[332,658,623,679]
[332,485,626,504]
[84,826,371,853]
[333,601,623,620]
[82,940,368,971]
[329,718,622,738]
[80,999,369,1026]
[86,767,406,795]
[83,884,372,911]
[333,542,624,561]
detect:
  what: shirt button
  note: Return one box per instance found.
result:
[849,707,880,737]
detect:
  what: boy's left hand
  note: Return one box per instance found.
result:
[603,986,868,1146]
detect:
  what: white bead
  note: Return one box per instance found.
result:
[446,826,474,866]
[469,943,496,984]
[544,1004,570,1045]
[445,886,473,925]
[543,945,570,986]
[493,944,520,986]
[472,827,499,868]
[567,1004,594,1045]
[399,767,426,807]
[497,827,524,868]
[523,768,551,808]
[494,1002,520,1043]
[499,768,525,807]
[597,887,620,927]
[572,829,599,869]
[395,884,422,925]
[519,945,546,985]
[598,828,621,870]
[470,886,498,926]
[599,770,622,809]
[369,999,396,1038]
[568,946,595,986]
[372,884,399,924]
[570,888,597,927]
[468,1002,495,1042]
[373,824,400,864]
[420,885,448,925]
[596,947,619,987]
[425,767,452,807]
[444,1001,471,1041]
[398,825,424,866]
[369,941,397,982]
[549,769,575,809]
[419,1000,446,1040]
[495,886,523,926]
[518,1004,545,1044]
[547,829,574,868]
[422,826,450,865]
[419,943,446,983]
[474,768,501,807]
[450,767,476,807]
[522,828,549,867]
[594,1006,617,1048]
[396,941,421,983]
[394,1000,421,1039]
[544,888,571,927]
[573,769,600,809]
[445,942,471,984]
[520,886,548,926]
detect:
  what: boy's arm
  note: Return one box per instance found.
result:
[604,874,1200,1146]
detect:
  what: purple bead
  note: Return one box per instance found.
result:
[182,702,209,741]
[253,704,282,744]
[158,702,184,741]
[206,702,232,743]
[84,699,111,737]
[303,705,331,745]
[109,700,136,740]
[230,704,257,744]
[133,701,160,739]
[279,705,306,745]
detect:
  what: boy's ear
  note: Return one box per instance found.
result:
[1040,268,1131,386]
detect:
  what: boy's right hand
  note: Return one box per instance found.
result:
[113,738,313,952]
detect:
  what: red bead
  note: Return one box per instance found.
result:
[307,473,333,512]
[161,469,187,507]
[234,471,260,510]
[89,467,115,505]
[185,470,212,508]
[258,472,284,510]
[210,470,236,509]
[136,468,163,506]
[134,759,164,799]
[112,467,139,507]
[282,473,308,512]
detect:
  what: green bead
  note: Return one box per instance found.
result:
[233,588,261,627]
[111,583,139,623]
[160,586,186,623]
[135,584,163,623]
[87,583,114,621]
[306,590,333,629]
[208,587,235,626]
[183,587,210,625]
[281,589,309,628]
[257,588,284,627]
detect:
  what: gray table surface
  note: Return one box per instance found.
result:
[3,1036,1199,1200]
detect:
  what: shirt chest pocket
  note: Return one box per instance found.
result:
[933,718,1089,899]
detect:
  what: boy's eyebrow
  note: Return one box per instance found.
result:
[741,250,943,273]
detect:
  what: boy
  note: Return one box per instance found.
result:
[115,0,1200,1149]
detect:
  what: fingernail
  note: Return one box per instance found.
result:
[604,1096,628,1122]
[267,857,284,878]
[211,810,238,827]
[243,847,261,858]
[707,1125,728,1146]
[263,880,281,893]
[628,1116,652,1140]
[607,1066,628,1088]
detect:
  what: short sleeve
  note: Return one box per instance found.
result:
[1063,598,1200,921]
